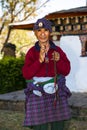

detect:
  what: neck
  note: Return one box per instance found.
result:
[39,40,49,45]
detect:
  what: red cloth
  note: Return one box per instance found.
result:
[22,41,71,80]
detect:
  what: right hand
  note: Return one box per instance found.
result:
[39,45,46,63]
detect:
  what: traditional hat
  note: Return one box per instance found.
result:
[33,18,52,32]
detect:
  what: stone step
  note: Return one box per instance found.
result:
[0,90,87,117]
[0,90,87,130]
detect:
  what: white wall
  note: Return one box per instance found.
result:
[58,36,87,92]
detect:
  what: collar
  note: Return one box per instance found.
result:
[35,40,57,51]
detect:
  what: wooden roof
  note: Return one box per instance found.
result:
[10,6,87,35]
[46,6,87,19]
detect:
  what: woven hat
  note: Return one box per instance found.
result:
[33,18,52,32]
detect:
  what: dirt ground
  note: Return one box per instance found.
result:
[0,110,30,130]
[0,110,87,130]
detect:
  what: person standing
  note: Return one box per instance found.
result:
[22,18,72,130]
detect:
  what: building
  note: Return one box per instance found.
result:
[10,6,87,56]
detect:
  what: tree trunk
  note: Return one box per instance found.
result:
[4,26,11,45]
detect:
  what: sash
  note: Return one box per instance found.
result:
[32,77,58,96]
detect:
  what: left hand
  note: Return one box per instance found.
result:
[51,51,60,62]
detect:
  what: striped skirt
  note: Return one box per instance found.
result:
[24,75,72,126]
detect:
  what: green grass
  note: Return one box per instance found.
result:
[0,110,87,130]
[0,110,29,130]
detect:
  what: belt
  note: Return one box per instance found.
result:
[26,75,60,86]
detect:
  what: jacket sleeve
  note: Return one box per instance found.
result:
[22,48,42,80]
[56,47,71,76]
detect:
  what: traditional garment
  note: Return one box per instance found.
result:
[24,75,71,126]
[22,40,72,127]
[22,41,71,79]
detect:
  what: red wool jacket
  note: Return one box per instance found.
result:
[22,41,71,80]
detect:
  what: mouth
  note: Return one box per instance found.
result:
[39,36,46,39]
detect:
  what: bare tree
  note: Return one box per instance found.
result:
[0,0,37,44]
[0,0,50,56]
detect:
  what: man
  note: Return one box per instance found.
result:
[22,18,72,130]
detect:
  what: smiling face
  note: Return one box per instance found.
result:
[34,28,50,45]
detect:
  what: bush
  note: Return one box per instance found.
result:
[0,57,26,94]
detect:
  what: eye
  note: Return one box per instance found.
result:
[37,29,41,32]
[45,28,49,31]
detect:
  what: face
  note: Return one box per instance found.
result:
[34,28,50,44]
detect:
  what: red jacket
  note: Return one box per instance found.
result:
[22,41,71,80]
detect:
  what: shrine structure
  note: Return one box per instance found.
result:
[10,6,87,56]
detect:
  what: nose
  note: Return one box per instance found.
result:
[41,30,45,36]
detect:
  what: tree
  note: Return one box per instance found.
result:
[0,0,49,56]
[0,0,37,53]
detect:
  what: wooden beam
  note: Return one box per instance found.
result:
[46,12,87,19]
[10,23,34,30]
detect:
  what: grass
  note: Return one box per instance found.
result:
[0,110,87,130]
[0,110,30,130]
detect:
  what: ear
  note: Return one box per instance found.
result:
[34,30,37,36]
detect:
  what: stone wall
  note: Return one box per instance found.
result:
[0,91,87,130]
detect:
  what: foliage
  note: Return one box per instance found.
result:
[0,56,26,94]
[9,29,36,56]
[0,0,37,22]
[0,0,37,46]
[0,0,49,57]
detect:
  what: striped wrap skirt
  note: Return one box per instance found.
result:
[23,75,72,127]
